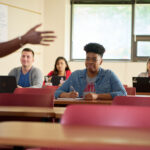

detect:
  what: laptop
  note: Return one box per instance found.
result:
[0,76,17,93]
[51,76,66,86]
[132,77,150,92]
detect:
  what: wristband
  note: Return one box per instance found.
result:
[18,36,23,47]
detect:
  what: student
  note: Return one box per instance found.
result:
[44,56,71,86]
[55,43,127,100]
[0,24,56,58]
[138,58,150,77]
[8,48,43,88]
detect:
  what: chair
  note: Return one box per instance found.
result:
[123,84,128,88]
[14,87,58,99]
[113,96,150,106]
[29,104,150,150]
[125,87,136,95]
[42,86,58,94]
[0,93,53,107]
[61,104,150,128]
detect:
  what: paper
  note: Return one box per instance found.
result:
[56,98,83,101]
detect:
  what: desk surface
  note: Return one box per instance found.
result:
[54,99,112,106]
[0,122,149,149]
[53,107,66,118]
[0,107,66,118]
[136,92,150,96]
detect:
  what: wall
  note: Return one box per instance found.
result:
[0,0,44,75]
[43,0,70,75]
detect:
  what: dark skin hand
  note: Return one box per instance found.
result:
[0,24,56,58]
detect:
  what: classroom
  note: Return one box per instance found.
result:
[0,0,150,149]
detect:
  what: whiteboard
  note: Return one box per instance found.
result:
[0,4,8,42]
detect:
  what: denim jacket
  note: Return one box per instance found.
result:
[55,68,127,99]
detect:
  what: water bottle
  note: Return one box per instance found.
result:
[60,77,64,85]
[45,76,52,86]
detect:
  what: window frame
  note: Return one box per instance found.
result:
[133,35,150,61]
[70,0,150,62]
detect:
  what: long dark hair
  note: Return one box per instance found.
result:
[53,57,70,76]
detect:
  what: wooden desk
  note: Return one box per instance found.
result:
[0,106,66,119]
[136,92,150,96]
[53,107,66,118]
[0,122,149,149]
[54,99,112,107]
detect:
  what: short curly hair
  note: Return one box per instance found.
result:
[84,43,105,57]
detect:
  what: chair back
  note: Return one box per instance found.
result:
[113,96,150,106]
[61,104,150,128]
[14,87,58,99]
[42,86,59,98]
[125,87,136,95]
[0,93,53,107]
[123,84,128,88]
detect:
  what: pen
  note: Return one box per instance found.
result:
[70,85,76,92]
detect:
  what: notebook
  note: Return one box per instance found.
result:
[57,98,83,100]
[132,77,150,92]
[0,76,17,93]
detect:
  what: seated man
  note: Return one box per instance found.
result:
[55,43,127,100]
[8,48,43,88]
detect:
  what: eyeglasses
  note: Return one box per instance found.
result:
[85,57,100,62]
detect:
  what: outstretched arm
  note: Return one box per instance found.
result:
[0,24,56,58]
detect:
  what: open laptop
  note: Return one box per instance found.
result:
[0,76,17,93]
[51,76,66,86]
[132,77,150,92]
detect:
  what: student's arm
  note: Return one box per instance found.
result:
[8,68,15,76]
[30,68,43,88]
[55,74,74,98]
[109,71,127,98]
[0,24,56,58]
[84,71,126,101]
[59,91,79,98]
[84,93,112,100]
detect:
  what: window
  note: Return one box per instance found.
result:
[137,42,150,56]
[71,4,131,60]
[135,4,150,35]
[71,2,150,61]
[134,4,150,60]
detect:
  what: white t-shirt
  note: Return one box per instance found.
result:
[83,75,97,98]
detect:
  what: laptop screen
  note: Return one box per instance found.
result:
[132,77,150,92]
[0,76,17,93]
